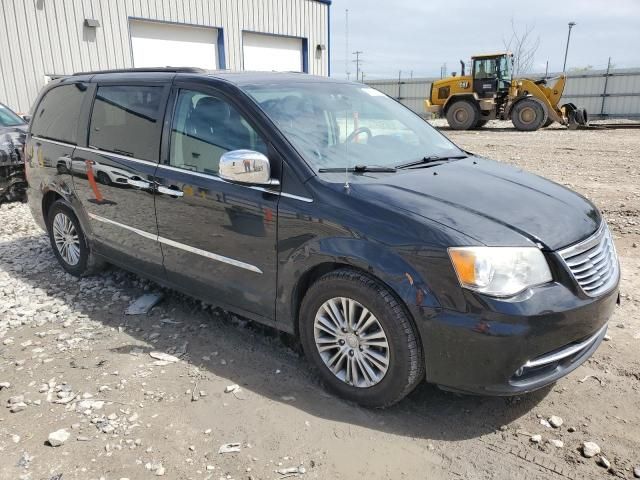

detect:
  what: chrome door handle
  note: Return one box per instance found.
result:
[157,185,184,197]
[127,178,153,189]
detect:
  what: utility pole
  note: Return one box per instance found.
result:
[545,60,549,78]
[345,9,350,80]
[563,22,576,73]
[352,51,363,82]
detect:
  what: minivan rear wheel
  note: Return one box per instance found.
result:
[299,269,424,408]
[47,200,104,276]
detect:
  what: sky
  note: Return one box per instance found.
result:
[328,0,640,80]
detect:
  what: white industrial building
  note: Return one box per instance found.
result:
[0,0,331,112]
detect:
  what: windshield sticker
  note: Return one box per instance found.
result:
[361,87,385,97]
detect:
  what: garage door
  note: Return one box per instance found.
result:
[130,20,219,70]
[242,32,304,72]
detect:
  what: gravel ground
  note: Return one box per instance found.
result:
[1,123,639,480]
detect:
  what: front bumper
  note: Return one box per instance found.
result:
[415,281,619,395]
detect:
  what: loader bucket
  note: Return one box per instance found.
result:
[562,103,589,130]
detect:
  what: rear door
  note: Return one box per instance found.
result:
[153,81,280,319]
[71,79,170,278]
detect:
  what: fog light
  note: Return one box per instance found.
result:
[514,367,524,377]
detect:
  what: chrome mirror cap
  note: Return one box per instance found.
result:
[219,150,278,187]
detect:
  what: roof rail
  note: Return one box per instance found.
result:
[72,67,206,76]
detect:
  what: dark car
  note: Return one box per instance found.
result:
[24,69,619,407]
[0,102,28,204]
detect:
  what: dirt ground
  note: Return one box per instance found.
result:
[1,122,639,480]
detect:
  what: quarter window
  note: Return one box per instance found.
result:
[31,84,86,144]
[169,89,267,175]
[89,85,164,161]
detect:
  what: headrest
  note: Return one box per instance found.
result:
[192,96,230,123]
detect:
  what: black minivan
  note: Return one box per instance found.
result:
[25,68,619,407]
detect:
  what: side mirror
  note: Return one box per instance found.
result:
[21,114,31,122]
[219,150,279,187]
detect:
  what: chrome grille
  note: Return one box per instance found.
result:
[559,222,619,297]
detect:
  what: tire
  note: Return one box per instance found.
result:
[47,200,105,277]
[474,119,489,129]
[96,171,111,185]
[511,98,547,131]
[299,268,424,408]
[446,100,480,130]
[543,118,554,128]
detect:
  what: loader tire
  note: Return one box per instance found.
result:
[446,100,480,130]
[511,98,547,131]
[543,118,554,128]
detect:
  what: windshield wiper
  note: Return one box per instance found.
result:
[395,154,468,170]
[318,165,397,173]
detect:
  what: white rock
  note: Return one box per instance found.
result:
[155,466,165,476]
[224,384,240,393]
[539,419,551,428]
[633,466,640,478]
[549,439,564,448]
[548,415,563,428]
[582,441,601,458]
[48,429,70,447]
[149,351,180,363]
[0,382,10,389]
[597,456,611,469]
[218,442,241,453]
[530,434,542,443]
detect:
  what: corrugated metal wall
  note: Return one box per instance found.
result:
[366,68,640,120]
[0,0,329,112]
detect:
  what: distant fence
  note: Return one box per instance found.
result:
[366,68,640,120]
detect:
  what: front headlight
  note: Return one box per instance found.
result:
[448,247,552,297]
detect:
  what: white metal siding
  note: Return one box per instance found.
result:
[367,69,640,120]
[0,0,329,112]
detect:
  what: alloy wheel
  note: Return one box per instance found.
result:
[52,212,81,266]
[313,297,390,388]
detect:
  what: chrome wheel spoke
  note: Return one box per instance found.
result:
[52,212,81,266]
[313,296,390,389]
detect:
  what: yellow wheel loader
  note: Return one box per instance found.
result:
[425,52,588,131]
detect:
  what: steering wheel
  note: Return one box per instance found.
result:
[346,127,372,143]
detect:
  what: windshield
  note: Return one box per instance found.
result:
[242,82,462,172]
[0,104,26,127]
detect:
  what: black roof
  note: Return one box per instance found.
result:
[70,67,350,86]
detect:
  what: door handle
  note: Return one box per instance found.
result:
[157,185,184,197]
[127,178,153,189]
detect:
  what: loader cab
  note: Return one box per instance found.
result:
[472,53,512,98]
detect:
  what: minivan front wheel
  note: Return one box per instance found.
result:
[47,200,104,276]
[300,269,424,407]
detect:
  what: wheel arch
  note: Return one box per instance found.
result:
[41,190,65,227]
[280,239,441,340]
[443,93,478,114]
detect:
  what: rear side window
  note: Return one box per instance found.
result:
[31,84,86,144]
[89,85,164,161]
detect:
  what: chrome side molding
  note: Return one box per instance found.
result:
[87,213,262,274]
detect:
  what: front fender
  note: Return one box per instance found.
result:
[276,236,441,334]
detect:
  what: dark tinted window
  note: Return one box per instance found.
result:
[169,89,267,175]
[89,85,164,161]
[31,84,86,143]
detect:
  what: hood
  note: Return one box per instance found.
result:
[343,157,600,251]
[0,125,26,165]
